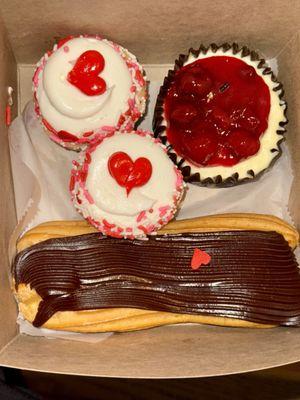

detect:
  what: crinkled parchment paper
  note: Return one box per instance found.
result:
[8,78,294,342]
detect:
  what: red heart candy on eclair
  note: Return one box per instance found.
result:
[191,248,211,270]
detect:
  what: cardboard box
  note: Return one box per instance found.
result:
[1,0,300,378]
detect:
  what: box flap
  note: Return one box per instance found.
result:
[1,325,300,378]
[0,11,18,350]
[1,0,300,379]
[276,34,300,230]
[1,0,300,64]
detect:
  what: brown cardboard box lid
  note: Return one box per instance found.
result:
[1,0,300,378]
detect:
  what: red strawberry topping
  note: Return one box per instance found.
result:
[164,56,270,167]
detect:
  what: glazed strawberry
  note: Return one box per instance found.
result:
[178,70,212,97]
[239,65,256,80]
[184,131,218,165]
[171,103,198,124]
[211,106,231,130]
[208,145,239,166]
[227,129,260,158]
[164,56,271,167]
[230,107,260,133]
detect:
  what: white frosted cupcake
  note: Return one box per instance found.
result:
[33,35,147,150]
[70,130,185,238]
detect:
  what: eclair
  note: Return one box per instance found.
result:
[12,213,300,332]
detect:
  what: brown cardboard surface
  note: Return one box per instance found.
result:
[1,0,300,64]
[276,34,300,230]
[1,0,300,378]
[0,13,18,351]
[1,325,300,378]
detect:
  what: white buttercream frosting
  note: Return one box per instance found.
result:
[36,37,132,135]
[161,47,286,182]
[71,131,184,238]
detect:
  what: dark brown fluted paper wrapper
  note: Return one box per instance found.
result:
[153,43,287,187]
[2,0,300,379]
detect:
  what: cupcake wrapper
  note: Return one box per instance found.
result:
[153,42,287,187]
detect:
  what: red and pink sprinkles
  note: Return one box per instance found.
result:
[33,35,147,149]
[70,130,185,239]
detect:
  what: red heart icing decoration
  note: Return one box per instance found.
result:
[191,248,211,270]
[108,152,153,195]
[67,50,106,96]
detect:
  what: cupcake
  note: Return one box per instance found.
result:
[153,43,287,187]
[33,35,147,150]
[70,130,185,238]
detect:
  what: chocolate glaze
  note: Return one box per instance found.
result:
[13,230,300,327]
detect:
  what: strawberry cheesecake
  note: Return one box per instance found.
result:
[153,43,287,186]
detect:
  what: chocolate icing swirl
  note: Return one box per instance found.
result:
[13,231,300,327]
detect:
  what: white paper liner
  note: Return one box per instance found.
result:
[8,79,295,342]
[17,315,112,343]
